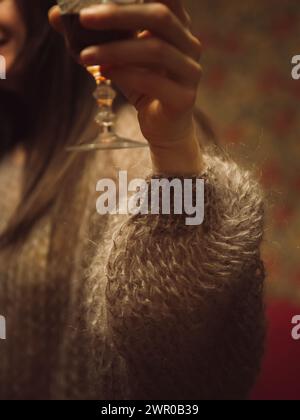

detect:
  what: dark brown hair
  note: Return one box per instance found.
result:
[0,0,96,247]
[0,0,216,249]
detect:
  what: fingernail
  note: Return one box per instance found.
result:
[80,5,105,18]
[80,47,97,64]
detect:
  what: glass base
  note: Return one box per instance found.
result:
[66,133,149,152]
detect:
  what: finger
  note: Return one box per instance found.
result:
[80,37,202,86]
[145,0,192,28]
[101,65,197,114]
[80,3,202,61]
[48,5,65,34]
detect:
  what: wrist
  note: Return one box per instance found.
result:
[149,134,204,176]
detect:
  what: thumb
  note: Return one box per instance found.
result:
[48,5,65,35]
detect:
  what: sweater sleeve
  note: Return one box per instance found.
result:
[105,151,266,400]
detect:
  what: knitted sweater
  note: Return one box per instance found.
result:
[0,106,265,400]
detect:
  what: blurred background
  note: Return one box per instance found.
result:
[186,0,300,400]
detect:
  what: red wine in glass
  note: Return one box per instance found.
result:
[62,13,133,56]
[57,0,148,152]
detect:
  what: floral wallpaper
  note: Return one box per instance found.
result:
[187,0,300,303]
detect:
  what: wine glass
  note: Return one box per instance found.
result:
[57,0,148,152]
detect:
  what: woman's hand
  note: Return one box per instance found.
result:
[49,1,204,175]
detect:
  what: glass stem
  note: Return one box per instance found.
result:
[87,65,117,141]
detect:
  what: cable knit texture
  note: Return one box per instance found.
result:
[0,107,265,400]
